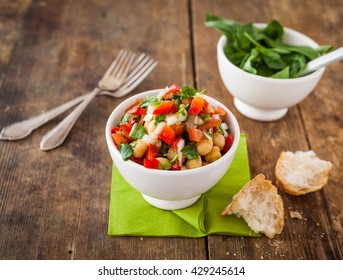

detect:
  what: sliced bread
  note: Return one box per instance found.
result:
[221,174,284,238]
[275,151,333,195]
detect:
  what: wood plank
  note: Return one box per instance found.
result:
[269,0,343,259]
[0,0,206,259]
[192,0,342,259]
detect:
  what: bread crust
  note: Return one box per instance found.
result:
[221,174,284,238]
[275,151,333,196]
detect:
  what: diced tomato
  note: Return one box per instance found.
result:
[162,84,181,99]
[126,98,144,111]
[120,122,133,139]
[111,126,120,133]
[143,158,160,169]
[171,123,185,139]
[130,156,143,165]
[158,124,175,145]
[222,134,234,154]
[188,96,206,115]
[171,137,181,151]
[168,84,181,93]
[198,119,222,130]
[181,97,193,105]
[170,160,181,170]
[128,105,147,115]
[146,144,160,161]
[153,100,176,115]
[214,106,226,117]
[111,133,128,147]
[187,128,204,142]
[128,116,137,125]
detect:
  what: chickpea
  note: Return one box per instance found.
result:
[147,122,157,134]
[132,139,148,158]
[144,121,150,131]
[204,146,221,163]
[196,139,213,155]
[185,156,202,169]
[213,132,225,149]
[156,157,171,170]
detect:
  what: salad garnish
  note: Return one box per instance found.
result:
[111,85,234,170]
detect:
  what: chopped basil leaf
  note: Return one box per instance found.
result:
[120,112,130,124]
[119,143,133,161]
[129,123,147,139]
[139,96,158,108]
[154,114,166,125]
[181,145,199,159]
[201,113,210,122]
[180,86,197,98]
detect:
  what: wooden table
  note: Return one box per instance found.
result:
[0,0,342,260]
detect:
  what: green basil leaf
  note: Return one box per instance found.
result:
[119,143,133,161]
[154,114,166,125]
[129,123,147,139]
[262,20,284,42]
[181,145,199,160]
[205,14,334,79]
[139,96,159,108]
[270,67,290,79]
[241,48,259,74]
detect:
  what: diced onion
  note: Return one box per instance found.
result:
[142,134,157,145]
[147,105,156,114]
[166,114,177,126]
[157,87,169,99]
[213,114,220,120]
[204,132,212,141]
[221,122,229,130]
[176,138,185,151]
[154,122,166,135]
[194,115,204,125]
[143,113,153,122]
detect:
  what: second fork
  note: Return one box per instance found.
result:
[40,50,135,151]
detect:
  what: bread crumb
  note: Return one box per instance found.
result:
[290,211,303,219]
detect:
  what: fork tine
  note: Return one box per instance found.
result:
[110,50,131,77]
[112,58,158,98]
[121,56,157,88]
[103,49,126,78]
[127,53,146,74]
[112,51,136,79]
[123,54,153,83]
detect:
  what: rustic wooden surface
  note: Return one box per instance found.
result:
[0,0,342,260]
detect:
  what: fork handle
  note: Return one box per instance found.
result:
[40,88,101,151]
[0,91,94,140]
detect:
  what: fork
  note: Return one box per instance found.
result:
[0,52,157,142]
[39,49,136,151]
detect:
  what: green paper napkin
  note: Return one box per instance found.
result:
[108,135,259,237]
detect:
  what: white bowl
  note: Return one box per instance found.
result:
[105,89,240,210]
[217,24,326,121]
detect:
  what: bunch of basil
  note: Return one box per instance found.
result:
[205,14,332,78]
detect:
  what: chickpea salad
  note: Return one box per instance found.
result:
[110,84,234,170]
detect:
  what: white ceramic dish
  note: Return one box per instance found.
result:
[105,89,240,210]
[217,24,326,121]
